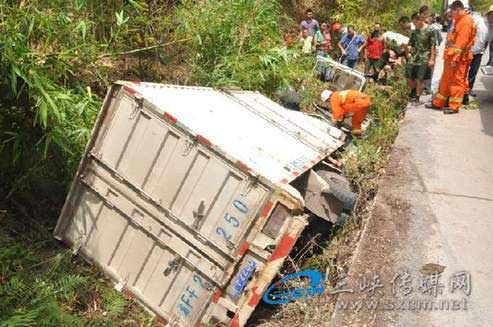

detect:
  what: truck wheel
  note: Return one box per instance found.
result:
[327,183,357,210]
[317,171,356,210]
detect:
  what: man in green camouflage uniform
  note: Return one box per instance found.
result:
[405,13,436,103]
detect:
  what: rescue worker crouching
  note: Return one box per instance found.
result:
[320,89,372,136]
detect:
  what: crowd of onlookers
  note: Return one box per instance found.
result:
[290,4,493,101]
[292,8,410,84]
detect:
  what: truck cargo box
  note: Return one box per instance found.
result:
[54,81,347,326]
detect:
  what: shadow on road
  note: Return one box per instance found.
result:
[476,74,493,138]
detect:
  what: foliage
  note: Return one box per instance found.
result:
[470,0,492,12]
[0,0,178,204]
[175,0,304,94]
[316,0,441,33]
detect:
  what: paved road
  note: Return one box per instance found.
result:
[330,51,493,326]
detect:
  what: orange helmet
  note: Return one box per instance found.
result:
[331,22,343,32]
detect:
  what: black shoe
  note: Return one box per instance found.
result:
[470,92,477,97]
[408,88,416,99]
[425,103,442,110]
[463,95,470,105]
[443,108,459,115]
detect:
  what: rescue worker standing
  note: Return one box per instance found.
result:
[427,1,476,114]
[321,89,371,136]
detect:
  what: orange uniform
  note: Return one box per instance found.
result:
[330,90,371,135]
[432,11,476,111]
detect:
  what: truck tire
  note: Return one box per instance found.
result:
[317,171,356,210]
[327,183,357,210]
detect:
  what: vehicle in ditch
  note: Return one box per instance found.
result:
[54,81,357,326]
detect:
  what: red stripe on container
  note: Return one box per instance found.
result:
[122,288,135,300]
[131,80,141,84]
[212,289,222,303]
[163,112,177,124]
[292,171,300,177]
[302,165,309,170]
[197,135,212,148]
[236,161,250,173]
[237,242,250,256]
[247,287,262,307]
[280,178,289,184]
[155,315,168,325]
[268,234,296,262]
[260,201,274,218]
[229,313,240,327]
[123,85,137,95]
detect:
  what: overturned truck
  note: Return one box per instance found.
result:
[54,81,357,326]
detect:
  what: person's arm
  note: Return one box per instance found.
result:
[358,36,367,53]
[338,35,347,55]
[428,29,437,67]
[330,94,344,122]
[405,32,415,59]
[326,34,332,49]
[429,44,436,67]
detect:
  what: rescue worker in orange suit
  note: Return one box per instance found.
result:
[321,89,371,136]
[426,1,476,114]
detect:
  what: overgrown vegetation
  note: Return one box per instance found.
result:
[1,0,436,325]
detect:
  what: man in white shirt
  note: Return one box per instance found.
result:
[486,5,493,66]
[465,10,489,99]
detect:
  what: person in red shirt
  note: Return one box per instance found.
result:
[365,30,385,77]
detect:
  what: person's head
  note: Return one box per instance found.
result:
[321,22,329,31]
[302,28,309,38]
[399,16,411,31]
[374,23,382,32]
[331,22,343,33]
[411,12,425,29]
[347,25,355,37]
[449,1,465,18]
[305,9,314,20]
[486,5,493,22]
[419,5,430,18]
[321,90,333,102]
[435,16,442,24]
[371,30,380,39]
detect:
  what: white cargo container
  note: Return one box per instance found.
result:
[54,81,347,326]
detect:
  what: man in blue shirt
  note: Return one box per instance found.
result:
[338,26,366,69]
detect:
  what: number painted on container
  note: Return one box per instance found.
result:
[216,227,232,242]
[178,275,212,318]
[224,213,240,227]
[233,200,248,214]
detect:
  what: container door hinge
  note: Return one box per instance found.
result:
[163,256,182,276]
[241,176,258,196]
[192,200,206,229]
[182,138,194,156]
